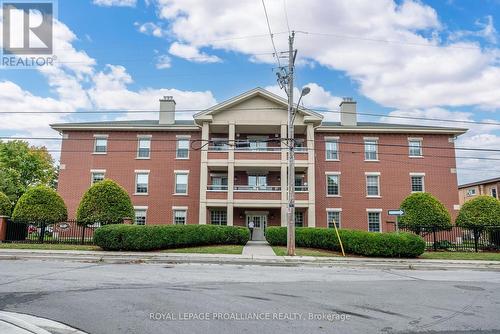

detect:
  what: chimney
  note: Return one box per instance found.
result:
[340,97,357,126]
[159,96,175,125]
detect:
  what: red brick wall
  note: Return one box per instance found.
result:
[58,130,201,225]
[314,132,460,230]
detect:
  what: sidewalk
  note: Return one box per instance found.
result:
[1,248,500,271]
[242,241,276,257]
[0,311,86,334]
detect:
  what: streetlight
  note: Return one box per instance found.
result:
[292,86,311,124]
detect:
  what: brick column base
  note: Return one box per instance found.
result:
[0,216,8,242]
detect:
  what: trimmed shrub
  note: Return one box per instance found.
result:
[94,224,251,251]
[76,179,134,226]
[399,193,452,234]
[0,191,12,216]
[456,196,500,229]
[11,185,67,223]
[265,227,426,258]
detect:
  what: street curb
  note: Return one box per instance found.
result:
[1,249,500,271]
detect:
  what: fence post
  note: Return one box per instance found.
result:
[0,216,8,242]
[433,227,437,251]
[81,224,86,245]
[473,227,479,253]
[39,222,45,243]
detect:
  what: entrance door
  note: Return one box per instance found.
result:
[246,215,267,241]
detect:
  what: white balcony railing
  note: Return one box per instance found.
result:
[207,185,228,191]
[295,185,308,192]
[234,185,281,192]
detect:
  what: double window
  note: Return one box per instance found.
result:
[91,170,105,185]
[327,210,341,228]
[94,135,108,154]
[210,174,228,190]
[466,188,477,197]
[134,208,147,225]
[210,210,227,225]
[408,138,423,157]
[137,136,151,158]
[325,138,339,160]
[175,171,189,194]
[174,209,187,225]
[366,173,380,197]
[326,173,340,196]
[176,137,190,159]
[410,174,425,192]
[248,174,267,190]
[364,138,378,161]
[135,172,149,194]
[367,211,381,232]
[295,211,304,227]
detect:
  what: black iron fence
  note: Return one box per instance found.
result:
[394,225,500,252]
[4,219,100,245]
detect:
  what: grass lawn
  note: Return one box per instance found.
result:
[161,245,244,255]
[0,243,100,251]
[419,252,500,261]
[272,246,343,257]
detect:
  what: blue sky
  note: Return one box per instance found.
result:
[0,0,499,184]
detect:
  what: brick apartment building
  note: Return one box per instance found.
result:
[458,177,499,205]
[51,88,466,239]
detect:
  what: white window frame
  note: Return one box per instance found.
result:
[135,170,150,195]
[325,172,341,197]
[366,209,382,232]
[173,207,188,225]
[90,169,106,185]
[294,211,304,227]
[364,137,379,161]
[491,187,498,199]
[408,137,423,158]
[325,137,339,161]
[466,188,477,197]
[210,209,227,225]
[174,170,189,195]
[326,208,342,228]
[137,135,152,159]
[365,172,381,197]
[176,135,191,159]
[134,206,148,225]
[93,134,108,154]
[410,173,425,193]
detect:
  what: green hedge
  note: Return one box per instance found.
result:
[0,191,12,216]
[11,185,67,223]
[94,224,251,251]
[266,227,426,258]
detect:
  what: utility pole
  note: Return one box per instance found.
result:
[286,31,296,256]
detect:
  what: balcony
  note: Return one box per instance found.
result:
[234,185,281,192]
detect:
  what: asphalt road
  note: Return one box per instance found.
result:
[0,260,499,334]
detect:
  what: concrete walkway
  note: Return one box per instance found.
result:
[0,311,87,334]
[242,241,276,257]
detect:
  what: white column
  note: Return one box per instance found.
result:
[280,122,288,227]
[199,122,209,225]
[227,122,235,226]
[306,123,316,227]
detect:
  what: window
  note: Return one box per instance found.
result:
[326,174,340,196]
[210,175,228,190]
[295,211,304,227]
[325,139,339,160]
[175,172,188,194]
[295,175,307,191]
[210,210,227,225]
[364,139,378,161]
[249,138,267,151]
[91,171,105,184]
[327,211,341,228]
[210,138,229,151]
[466,188,477,197]
[411,175,424,192]
[408,139,423,157]
[491,188,498,199]
[137,137,151,158]
[176,138,189,159]
[134,209,147,225]
[174,210,187,225]
[368,212,381,232]
[135,172,149,194]
[366,174,380,197]
[94,136,107,153]
[248,174,267,189]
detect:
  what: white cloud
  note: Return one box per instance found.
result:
[152,0,500,110]
[449,15,497,44]
[168,42,221,63]
[156,54,172,69]
[135,22,167,38]
[93,0,136,7]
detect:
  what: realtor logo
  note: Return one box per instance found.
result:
[2,1,53,54]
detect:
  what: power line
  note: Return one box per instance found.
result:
[283,0,291,35]
[261,0,282,68]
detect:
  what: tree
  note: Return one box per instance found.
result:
[76,179,134,226]
[456,196,500,229]
[0,191,12,216]
[0,140,57,202]
[12,186,67,223]
[399,193,452,234]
